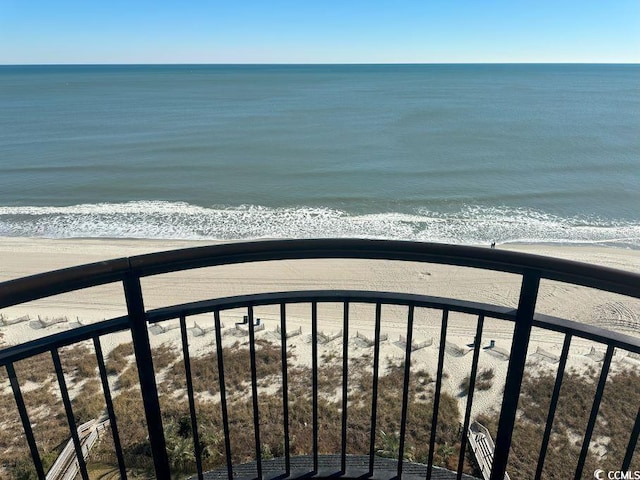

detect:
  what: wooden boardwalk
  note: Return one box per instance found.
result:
[467,421,510,480]
[46,417,109,480]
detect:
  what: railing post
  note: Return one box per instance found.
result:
[123,272,170,480]
[490,270,540,480]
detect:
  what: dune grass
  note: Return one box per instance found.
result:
[1,338,638,480]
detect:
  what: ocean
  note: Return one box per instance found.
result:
[0,64,638,247]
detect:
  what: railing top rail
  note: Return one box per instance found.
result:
[0,256,130,308]
[1,239,639,309]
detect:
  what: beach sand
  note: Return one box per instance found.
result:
[0,237,639,417]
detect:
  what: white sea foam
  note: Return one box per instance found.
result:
[0,201,638,247]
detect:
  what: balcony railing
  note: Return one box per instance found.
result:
[0,239,638,480]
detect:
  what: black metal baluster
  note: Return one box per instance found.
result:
[368,302,383,476]
[491,271,540,480]
[52,348,89,480]
[180,315,203,480]
[280,303,291,477]
[123,273,170,479]
[397,304,415,478]
[426,309,449,480]
[457,315,485,480]
[214,309,233,480]
[248,306,263,480]
[341,301,350,474]
[6,362,45,479]
[93,336,127,479]
[622,406,640,471]
[574,345,614,480]
[534,333,572,480]
[312,301,319,474]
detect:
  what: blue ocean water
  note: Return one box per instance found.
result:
[0,64,638,246]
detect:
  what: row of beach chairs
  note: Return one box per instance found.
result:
[0,313,75,328]
[3,311,635,366]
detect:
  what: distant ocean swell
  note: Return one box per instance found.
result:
[1,202,638,248]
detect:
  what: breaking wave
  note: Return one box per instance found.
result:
[0,201,638,248]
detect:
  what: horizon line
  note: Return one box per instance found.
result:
[1,61,639,67]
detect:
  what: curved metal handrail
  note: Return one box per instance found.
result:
[1,239,639,308]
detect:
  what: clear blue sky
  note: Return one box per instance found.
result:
[1,0,638,64]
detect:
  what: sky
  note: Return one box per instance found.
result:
[0,0,639,64]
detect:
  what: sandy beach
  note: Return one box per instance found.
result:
[0,237,639,417]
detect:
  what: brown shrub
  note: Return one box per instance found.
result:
[153,343,179,371]
[14,352,54,384]
[60,343,97,379]
[106,342,134,375]
[117,365,140,390]
[73,379,106,424]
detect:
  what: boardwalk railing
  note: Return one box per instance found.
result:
[0,239,639,480]
[46,418,110,480]
[467,422,510,480]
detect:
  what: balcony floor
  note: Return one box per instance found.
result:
[193,455,479,480]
